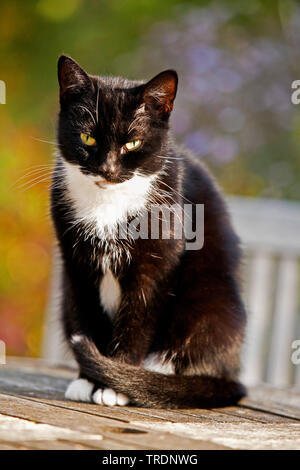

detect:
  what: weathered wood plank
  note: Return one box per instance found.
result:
[209,405,300,424]
[4,356,75,378]
[0,369,69,400]
[240,385,300,420]
[0,412,104,450]
[130,418,300,450]
[1,358,300,449]
[0,366,270,426]
[3,367,298,427]
[0,393,223,450]
[18,441,91,450]
[0,442,31,450]
[0,368,193,425]
[0,367,285,428]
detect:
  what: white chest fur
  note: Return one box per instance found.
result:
[62,160,156,241]
[99,269,122,320]
[62,160,156,319]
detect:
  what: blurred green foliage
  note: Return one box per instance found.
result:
[0,0,299,357]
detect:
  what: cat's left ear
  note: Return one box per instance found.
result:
[142,70,178,117]
[58,55,91,102]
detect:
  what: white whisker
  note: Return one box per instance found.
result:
[11,166,54,188]
[78,105,97,126]
[96,85,100,124]
[14,172,53,191]
[18,175,52,192]
[156,155,183,161]
[31,137,61,146]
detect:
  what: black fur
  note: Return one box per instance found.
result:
[51,55,247,409]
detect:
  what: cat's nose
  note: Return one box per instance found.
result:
[99,162,117,180]
[99,152,118,179]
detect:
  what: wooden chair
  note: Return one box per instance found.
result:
[228,196,300,387]
[43,196,300,387]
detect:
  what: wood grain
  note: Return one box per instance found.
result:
[0,358,300,449]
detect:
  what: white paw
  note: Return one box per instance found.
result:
[70,334,84,344]
[92,388,130,406]
[116,392,130,406]
[65,378,94,402]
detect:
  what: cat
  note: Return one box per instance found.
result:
[51,55,247,409]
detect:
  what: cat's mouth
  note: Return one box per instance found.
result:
[83,169,134,188]
[86,173,118,188]
[93,175,133,188]
[94,180,116,188]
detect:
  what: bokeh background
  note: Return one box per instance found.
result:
[1,0,300,358]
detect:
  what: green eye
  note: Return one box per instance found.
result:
[80,133,96,146]
[124,139,142,151]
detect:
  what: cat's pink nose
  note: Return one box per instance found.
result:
[99,162,117,179]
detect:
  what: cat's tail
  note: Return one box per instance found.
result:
[71,335,246,409]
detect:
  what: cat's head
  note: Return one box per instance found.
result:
[57,55,178,185]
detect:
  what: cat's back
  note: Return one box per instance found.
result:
[181,151,225,209]
[180,150,240,259]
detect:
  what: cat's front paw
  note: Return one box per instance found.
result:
[65,378,94,402]
[65,379,130,406]
[92,388,130,407]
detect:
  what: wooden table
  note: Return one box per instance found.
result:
[0,357,299,450]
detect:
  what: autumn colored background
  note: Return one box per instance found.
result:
[1,0,300,357]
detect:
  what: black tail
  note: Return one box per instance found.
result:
[71,335,246,409]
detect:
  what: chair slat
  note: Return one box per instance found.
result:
[42,247,75,366]
[267,257,299,385]
[293,326,300,386]
[241,253,274,385]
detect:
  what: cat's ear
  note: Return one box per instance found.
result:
[142,70,178,116]
[58,55,91,101]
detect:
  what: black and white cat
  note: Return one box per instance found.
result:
[51,55,247,409]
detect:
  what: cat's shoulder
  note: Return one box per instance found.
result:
[178,148,224,206]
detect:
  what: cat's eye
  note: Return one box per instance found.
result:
[80,133,96,146]
[124,140,142,152]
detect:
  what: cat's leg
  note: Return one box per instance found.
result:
[64,249,174,405]
[165,271,247,379]
[79,269,162,406]
[107,273,161,366]
[105,238,179,367]
[90,258,174,403]
[62,272,117,404]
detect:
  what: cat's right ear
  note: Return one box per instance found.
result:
[142,70,178,117]
[58,55,90,102]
